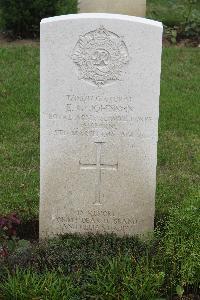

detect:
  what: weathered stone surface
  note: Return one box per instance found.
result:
[79,0,146,17]
[40,14,163,238]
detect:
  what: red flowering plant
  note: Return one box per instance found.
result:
[0,213,21,258]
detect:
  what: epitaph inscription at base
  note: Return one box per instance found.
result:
[40,14,163,238]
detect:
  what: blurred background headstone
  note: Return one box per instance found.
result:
[78,0,146,17]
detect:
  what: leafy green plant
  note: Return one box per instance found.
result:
[176,285,184,298]
[148,0,200,44]
[0,213,30,269]
[182,9,200,39]
[165,27,178,44]
[179,0,200,40]
[56,0,77,15]
[0,0,77,38]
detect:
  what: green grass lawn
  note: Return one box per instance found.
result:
[0,46,39,220]
[0,46,200,298]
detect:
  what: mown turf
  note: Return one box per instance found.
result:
[0,46,39,220]
[0,46,199,222]
[157,48,200,218]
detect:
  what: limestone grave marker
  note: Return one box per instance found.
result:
[79,0,146,17]
[40,14,163,238]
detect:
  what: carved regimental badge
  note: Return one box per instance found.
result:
[72,26,129,86]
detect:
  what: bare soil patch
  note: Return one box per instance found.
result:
[0,33,39,47]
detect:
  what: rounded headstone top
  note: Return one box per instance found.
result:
[78,0,146,17]
[41,13,162,30]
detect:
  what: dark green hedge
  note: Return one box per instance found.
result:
[0,0,77,38]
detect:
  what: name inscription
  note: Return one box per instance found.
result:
[46,94,156,139]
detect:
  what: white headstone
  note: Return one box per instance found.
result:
[79,0,146,17]
[40,14,163,238]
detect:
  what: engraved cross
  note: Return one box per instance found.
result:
[79,142,118,205]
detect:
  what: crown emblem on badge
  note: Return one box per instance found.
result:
[72,26,129,86]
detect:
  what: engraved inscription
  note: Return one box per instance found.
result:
[47,93,156,140]
[55,209,139,234]
[80,142,118,205]
[72,26,129,86]
[65,94,134,103]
